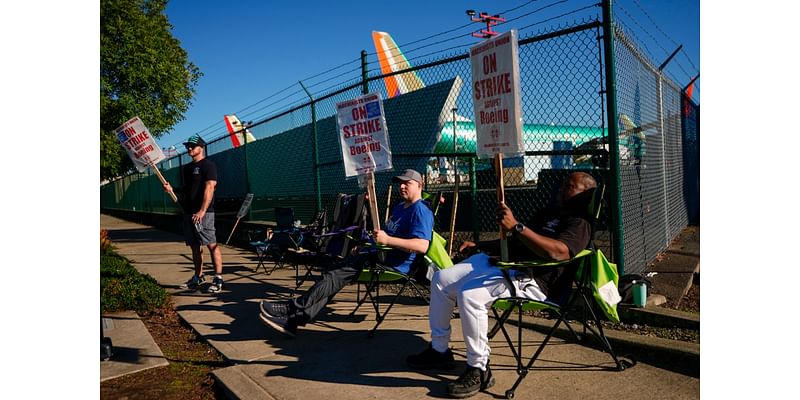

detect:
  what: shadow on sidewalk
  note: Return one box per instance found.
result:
[251,329,452,397]
[108,227,183,243]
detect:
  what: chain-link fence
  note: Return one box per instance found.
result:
[101,1,698,275]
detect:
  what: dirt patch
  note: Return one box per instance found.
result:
[100,303,230,400]
[675,276,700,313]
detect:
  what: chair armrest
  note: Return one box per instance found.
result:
[314,225,361,239]
[495,249,593,270]
[359,241,392,252]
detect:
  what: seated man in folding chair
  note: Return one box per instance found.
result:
[405,171,596,399]
[259,169,434,337]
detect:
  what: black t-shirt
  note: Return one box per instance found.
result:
[521,207,591,303]
[181,158,218,213]
[479,204,591,303]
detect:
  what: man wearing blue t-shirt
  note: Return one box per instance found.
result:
[260,169,433,337]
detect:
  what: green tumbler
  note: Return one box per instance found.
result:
[633,281,647,307]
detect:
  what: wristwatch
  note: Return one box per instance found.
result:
[513,223,525,235]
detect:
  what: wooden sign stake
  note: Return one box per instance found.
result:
[366,171,381,230]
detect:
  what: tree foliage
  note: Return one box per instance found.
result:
[101,0,201,180]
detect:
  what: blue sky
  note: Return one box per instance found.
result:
[161,0,699,150]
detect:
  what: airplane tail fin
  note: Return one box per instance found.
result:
[619,113,645,139]
[224,114,256,147]
[372,31,425,98]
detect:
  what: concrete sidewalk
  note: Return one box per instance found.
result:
[101,213,699,399]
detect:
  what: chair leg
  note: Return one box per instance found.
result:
[350,274,377,316]
[572,289,633,371]
[490,304,523,370]
[254,248,268,274]
[504,308,570,396]
[368,280,410,333]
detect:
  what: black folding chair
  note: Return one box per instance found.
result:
[249,207,303,275]
[289,193,368,288]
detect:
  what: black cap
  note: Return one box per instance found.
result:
[392,169,423,184]
[183,135,206,147]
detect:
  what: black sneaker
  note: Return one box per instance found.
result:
[406,344,456,370]
[259,310,297,338]
[260,300,290,318]
[179,274,206,290]
[447,365,495,398]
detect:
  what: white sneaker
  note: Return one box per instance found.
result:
[208,276,224,293]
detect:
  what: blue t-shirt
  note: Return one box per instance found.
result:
[383,199,434,274]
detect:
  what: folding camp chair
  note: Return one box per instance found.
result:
[248,207,304,275]
[350,190,452,337]
[487,184,635,399]
[283,208,328,287]
[351,230,453,337]
[289,193,368,288]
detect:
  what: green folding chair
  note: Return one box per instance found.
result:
[488,184,636,399]
[352,230,453,337]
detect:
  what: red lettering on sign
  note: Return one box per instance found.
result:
[474,72,512,101]
[352,106,367,121]
[483,53,497,75]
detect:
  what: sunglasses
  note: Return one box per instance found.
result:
[185,144,198,150]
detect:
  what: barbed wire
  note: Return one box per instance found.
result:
[238,87,308,122]
[517,2,598,32]
[630,0,700,75]
[615,2,698,84]
[303,65,364,92]
[233,82,299,116]
[198,0,599,144]
[500,0,571,27]
[170,0,697,148]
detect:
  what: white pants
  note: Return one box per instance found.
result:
[429,253,547,370]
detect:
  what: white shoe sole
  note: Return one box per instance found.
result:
[259,312,296,338]
[259,300,270,315]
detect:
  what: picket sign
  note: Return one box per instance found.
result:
[469,30,524,261]
[336,92,393,230]
[225,193,254,245]
[114,116,179,204]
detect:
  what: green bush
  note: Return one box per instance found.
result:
[101,253,137,277]
[101,250,168,313]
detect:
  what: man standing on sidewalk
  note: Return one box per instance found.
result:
[163,134,225,293]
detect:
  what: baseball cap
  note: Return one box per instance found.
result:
[183,135,206,147]
[392,169,423,184]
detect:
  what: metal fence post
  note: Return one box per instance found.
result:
[602,0,625,275]
[657,47,680,248]
[299,81,322,213]
[470,157,479,242]
[244,125,251,196]
[361,50,369,95]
